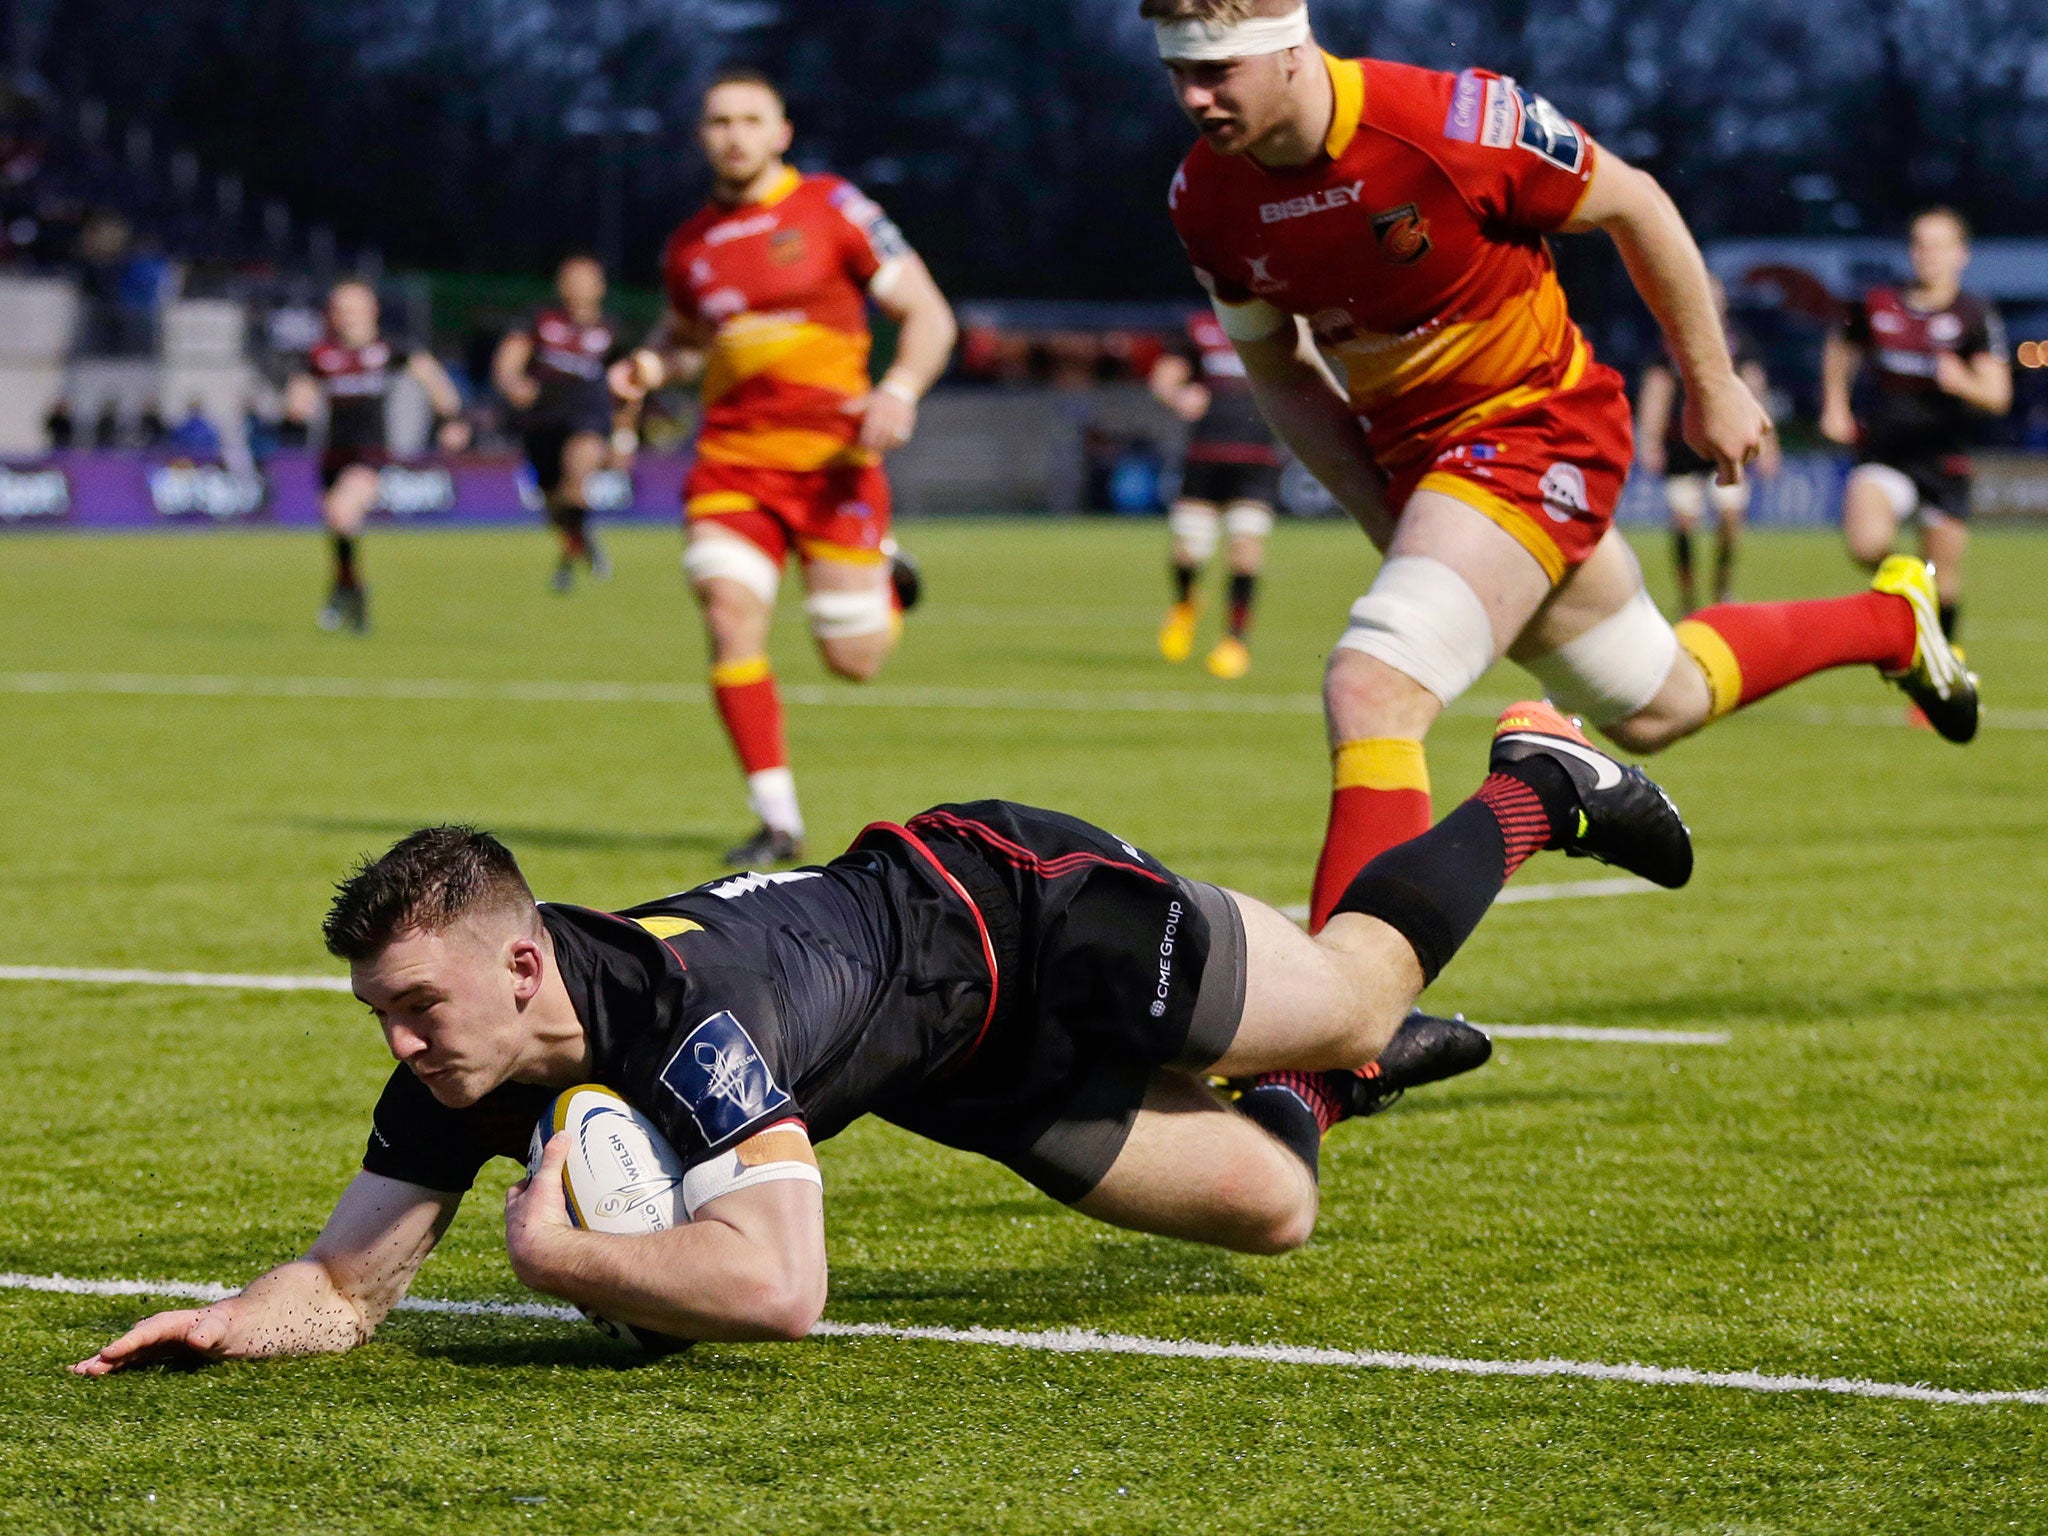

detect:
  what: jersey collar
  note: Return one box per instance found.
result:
[752,165,802,208]
[1322,53,1365,159]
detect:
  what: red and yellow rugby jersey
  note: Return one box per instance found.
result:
[1170,57,1601,476]
[663,168,908,472]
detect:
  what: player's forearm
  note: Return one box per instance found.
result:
[877,289,957,402]
[516,1221,824,1343]
[1243,350,1388,541]
[1635,369,1675,450]
[1820,335,1859,417]
[1592,166,1734,391]
[1953,360,2013,415]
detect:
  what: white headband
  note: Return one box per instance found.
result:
[1154,9,1311,61]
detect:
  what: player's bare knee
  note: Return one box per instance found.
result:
[1322,648,1438,740]
[819,636,886,682]
[1600,709,1680,756]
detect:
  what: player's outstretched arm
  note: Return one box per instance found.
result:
[70,1171,460,1376]
[506,1132,827,1344]
[406,353,471,451]
[858,254,957,453]
[1635,362,1675,475]
[1819,330,1863,446]
[490,329,540,411]
[1229,311,1393,545]
[1566,152,1770,485]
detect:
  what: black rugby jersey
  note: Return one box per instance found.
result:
[523,309,620,426]
[1843,288,2008,465]
[1181,311,1279,466]
[361,828,997,1194]
[307,336,411,454]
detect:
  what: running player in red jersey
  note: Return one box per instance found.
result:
[1146,0,1980,934]
[1820,207,2013,641]
[1151,309,1283,678]
[611,69,957,868]
[492,254,629,593]
[286,280,468,633]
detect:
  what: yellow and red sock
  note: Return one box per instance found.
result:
[1675,592,1915,721]
[711,655,787,777]
[1308,737,1431,933]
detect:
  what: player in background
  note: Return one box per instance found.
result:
[1151,309,1284,678]
[1636,275,1780,613]
[1148,0,1979,938]
[1820,207,2012,641]
[492,254,627,593]
[73,700,1689,1371]
[611,69,957,868]
[286,280,468,633]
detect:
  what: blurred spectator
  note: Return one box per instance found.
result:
[91,400,121,448]
[44,400,75,450]
[165,400,221,460]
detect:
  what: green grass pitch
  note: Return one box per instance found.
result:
[1,518,2045,1533]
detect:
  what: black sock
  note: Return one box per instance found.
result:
[1330,757,1576,983]
[331,533,357,588]
[1938,601,1960,640]
[1671,527,1694,605]
[1172,562,1198,604]
[1235,1081,1325,1182]
[1714,534,1738,600]
[1227,571,1257,639]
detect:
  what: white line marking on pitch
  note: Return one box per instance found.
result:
[8,671,2047,730]
[1479,1024,1730,1045]
[10,1271,2039,1407]
[0,965,350,993]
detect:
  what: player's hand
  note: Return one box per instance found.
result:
[1681,369,1773,487]
[1172,383,1211,425]
[1818,401,1859,447]
[71,1301,242,1376]
[436,418,471,453]
[1933,351,1973,398]
[505,1131,580,1291]
[608,351,663,405]
[850,389,917,453]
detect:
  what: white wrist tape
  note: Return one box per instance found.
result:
[1334,555,1497,705]
[806,584,894,640]
[683,534,782,604]
[875,373,921,407]
[1520,585,1680,726]
[1155,8,1311,60]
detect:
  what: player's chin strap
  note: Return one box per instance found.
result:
[1154,8,1311,61]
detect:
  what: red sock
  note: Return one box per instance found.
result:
[1308,738,1431,933]
[1246,1070,1346,1133]
[711,656,787,774]
[1676,592,1915,719]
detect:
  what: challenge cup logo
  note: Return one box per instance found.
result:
[1370,203,1432,266]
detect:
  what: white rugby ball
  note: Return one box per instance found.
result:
[527,1083,695,1353]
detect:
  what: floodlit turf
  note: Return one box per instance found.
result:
[1,518,2045,1533]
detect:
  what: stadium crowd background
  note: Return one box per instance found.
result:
[2,0,2048,526]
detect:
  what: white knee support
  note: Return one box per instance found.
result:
[1222,501,1275,539]
[1849,462,1920,521]
[1333,555,1497,705]
[1168,503,1222,563]
[805,584,893,641]
[1519,585,1679,727]
[684,535,782,605]
[1709,478,1752,516]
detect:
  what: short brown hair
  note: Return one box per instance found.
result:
[1139,0,1265,21]
[1911,205,1972,243]
[703,67,786,112]
[322,825,537,960]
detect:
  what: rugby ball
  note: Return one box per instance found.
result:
[526,1084,695,1354]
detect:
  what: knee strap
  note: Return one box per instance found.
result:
[1520,585,1679,726]
[1168,503,1222,563]
[1332,555,1497,706]
[684,535,782,605]
[805,584,893,640]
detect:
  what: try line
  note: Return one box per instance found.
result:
[7,1271,2037,1407]
[5,672,2044,730]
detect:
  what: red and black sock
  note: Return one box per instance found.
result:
[331,533,358,589]
[1328,756,1575,983]
[1236,1070,1347,1181]
[1227,571,1257,639]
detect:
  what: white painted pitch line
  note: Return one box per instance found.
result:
[0,965,350,993]
[11,1272,2041,1407]
[1479,1024,1730,1045]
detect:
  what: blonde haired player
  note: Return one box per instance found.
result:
[611,69,957,867]
[1145,0,1978,945]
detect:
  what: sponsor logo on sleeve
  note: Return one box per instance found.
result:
[1514,87,1586,172]
[1370,203,1433,265]
[657,1011,793,1145]
[1444,70,1485,141]
[1481,77,1522,148]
